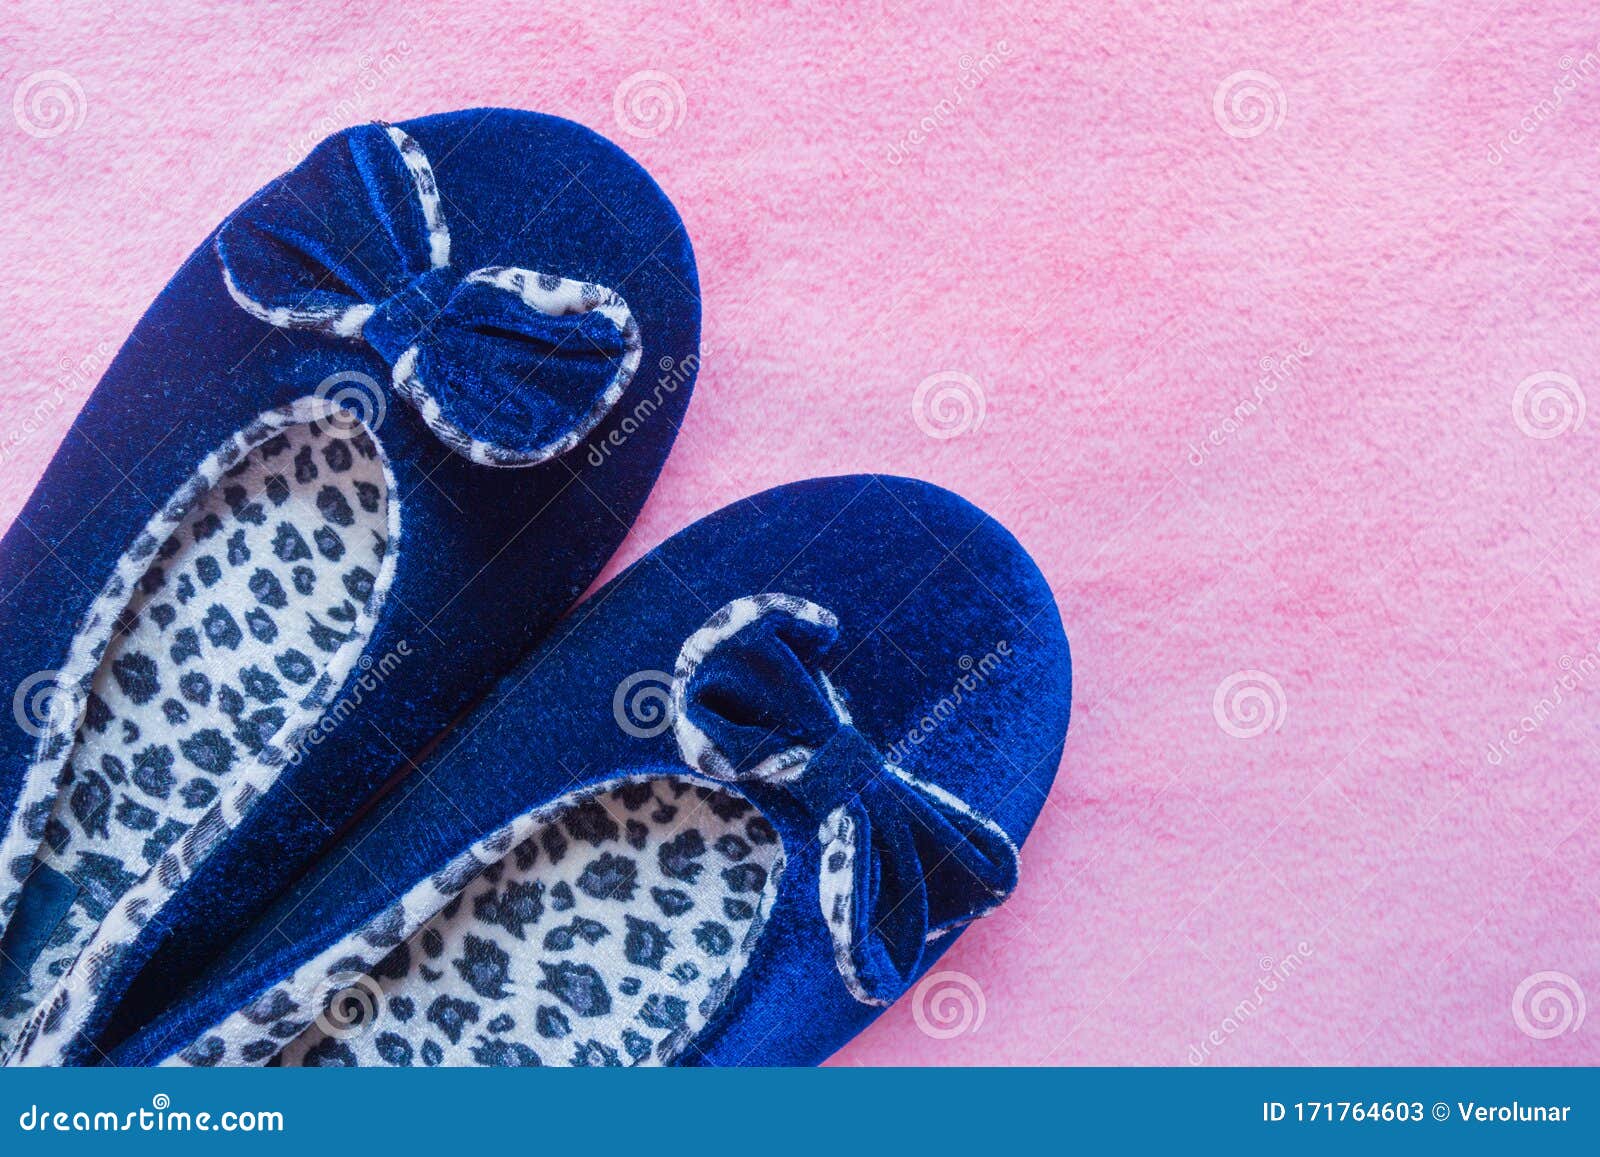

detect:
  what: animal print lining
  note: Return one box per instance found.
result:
[0,411,394,1056]
[168,778,784,1067]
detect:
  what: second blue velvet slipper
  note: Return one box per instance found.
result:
[39,475,1070,1067]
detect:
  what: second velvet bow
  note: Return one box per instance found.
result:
[669,593,1021,1006]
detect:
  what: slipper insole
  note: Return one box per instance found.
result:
[280,778,783,1067]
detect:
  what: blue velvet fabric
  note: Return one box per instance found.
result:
[0,865,77,1010]
[0,108,699,1055]
[104,475,1071,1067]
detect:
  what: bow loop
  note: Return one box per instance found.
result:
[215,122,640,468]
[400,270,640,464]
[670,594,1020,1006]
[821,789,928,1001]
[673,594,845,783]
[882,772,1019,935]
[817,756,1019,1004]
[217,124,434,335]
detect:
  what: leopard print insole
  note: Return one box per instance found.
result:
[0,421,388,1040]
[280,779,784,1067]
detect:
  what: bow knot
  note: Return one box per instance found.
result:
[216,122,641,467]
[670,593,1020,1006]
[362,266,462,362]
[800,726,882,814]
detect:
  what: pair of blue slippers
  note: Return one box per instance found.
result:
[0,109,1071,1067]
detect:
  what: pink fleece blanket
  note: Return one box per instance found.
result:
[4,1,1597,1065]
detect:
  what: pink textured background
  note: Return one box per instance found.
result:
[5,2,1600,1065]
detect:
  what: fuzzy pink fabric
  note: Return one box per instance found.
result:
[4,2,1598,1066]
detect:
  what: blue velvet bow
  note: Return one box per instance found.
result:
[671,594,1020,1006]
[215,122,641,467]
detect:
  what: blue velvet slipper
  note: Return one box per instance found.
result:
[49,475,1070,1068]
[0,107,700,1059]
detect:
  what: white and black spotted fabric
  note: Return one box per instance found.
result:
[169,778,784,1068]
[0,418,391,1052]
